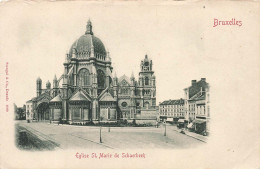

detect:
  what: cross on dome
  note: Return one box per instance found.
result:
[86,19,93,35]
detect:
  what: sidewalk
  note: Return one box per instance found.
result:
[169,125,208,142]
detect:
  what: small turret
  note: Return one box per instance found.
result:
[72,48,77,59]
[65,53,69,63]
[106,50,111,62]
[53,75,57,88]
[53,75,58,97]
[113,72,118,86]
[36,77,42,97]
[130,72,135,85]
[46,80,51,89]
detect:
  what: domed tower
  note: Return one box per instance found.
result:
[62,20,113,121]
[64,19,113,93]
[36,77,42,97]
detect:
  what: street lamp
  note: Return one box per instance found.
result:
[99,117,103,143]
[108,118,110,132]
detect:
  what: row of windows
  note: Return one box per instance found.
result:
[77,69,154,87]
[100,102,115,106]
[160,113,184,116]
[160,109,184,113]
[119,88,154,96]
[139,77,154,86]
[161,105,184,108]
[189,104,196,111]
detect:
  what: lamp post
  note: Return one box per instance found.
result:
[116,86,121,122]
[99,117,103,143]
[108,118,110,132]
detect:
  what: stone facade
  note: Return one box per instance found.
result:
[26,20,157,124]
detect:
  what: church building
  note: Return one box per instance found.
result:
[26,20,157,124]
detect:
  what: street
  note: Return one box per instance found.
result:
[15,121,204,150]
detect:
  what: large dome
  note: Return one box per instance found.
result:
[68,20,107,60]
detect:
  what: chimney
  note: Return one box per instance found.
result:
[191,80,197,85]
[201,78,206,82]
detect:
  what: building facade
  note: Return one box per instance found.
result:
[14,104,26,120]
[184,78,210,134]
[25,100,33,122]
[26,20,157,124]
[159,99,185,122]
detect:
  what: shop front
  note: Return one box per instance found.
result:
[193,119,206,135]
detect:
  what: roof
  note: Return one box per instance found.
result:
[31,97,37,101]
[26,99,32,103]
[187,79,209,99]
[99,92,116,102]
[178,119,185,123]
[189,91,206,101]
[68,22,106,60]
[159,98,184,105]
[50,95,62,102]
[69,34,106,58]
[69,90,91,101]
[37,77,42,82]
[193,119,206,124]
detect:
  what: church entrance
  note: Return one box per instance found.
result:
[37,102,50,121]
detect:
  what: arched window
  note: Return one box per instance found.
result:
[78,69,90,86]
[97,69,106,88]
[145,77,149,85]
[144,102,149,109]
[122,88,128,95]
[108,108,110,119]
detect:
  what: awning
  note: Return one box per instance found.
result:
[187,123,193,128]
[193,119,206,124]
[177,119,185,123]
[166,118,173,122]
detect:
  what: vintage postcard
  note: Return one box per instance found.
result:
[0,1,259,169]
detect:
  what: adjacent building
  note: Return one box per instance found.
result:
[26,100,34,122]
[14,104,26,120]
[184,78,210,134]
[25,20,157,124]
[159,99,185,122]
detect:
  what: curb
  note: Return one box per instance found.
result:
[184,133,207,143]
[172,128,207,143]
